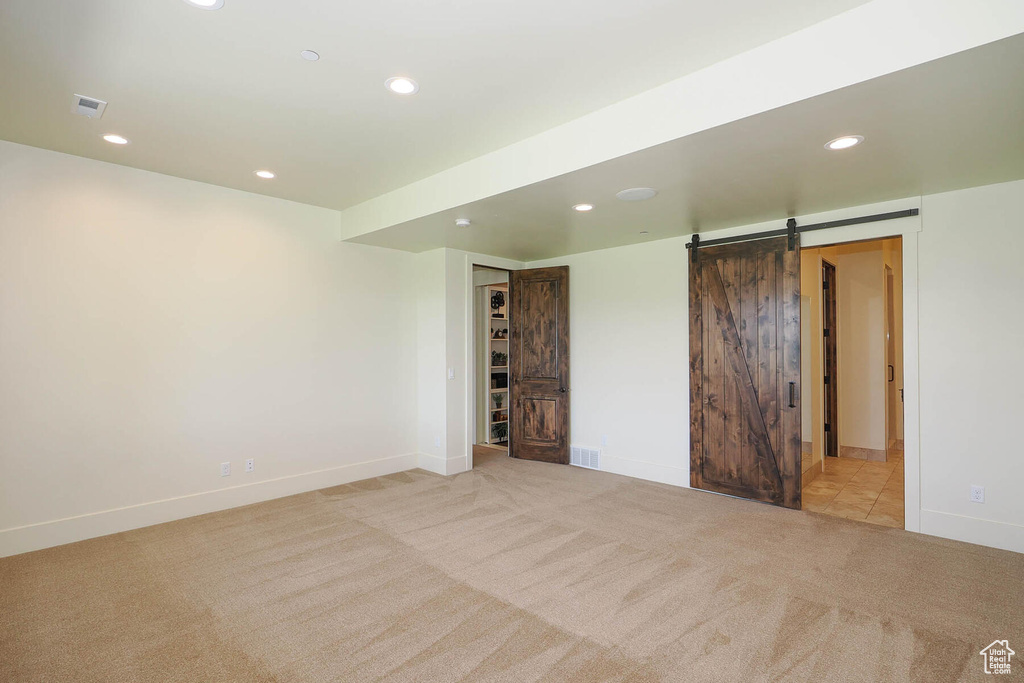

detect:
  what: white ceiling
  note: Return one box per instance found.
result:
[0,0,870,210]
[348,34,1024,261]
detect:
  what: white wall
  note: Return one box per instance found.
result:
[882,238,905,444]
[0,141,420,556]
[800,250,824,463]
[413,248,523,475]
[918,179,1024,551]
[3,139,1022,557]
[528,183,1024,553]
[529,238,690,486]
[414,249,448,473]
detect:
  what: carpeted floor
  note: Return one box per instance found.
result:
[2,452,1021,682]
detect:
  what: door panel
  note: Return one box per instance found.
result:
[511,266,570,464]
[689,237,801,509]
[520,280,559,379]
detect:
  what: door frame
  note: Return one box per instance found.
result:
[468,264,517,466]
[686,200,921,531]
[798,209,921,532]
[883,263,900,459]
[820,257,839,458]
[461,254,526,472]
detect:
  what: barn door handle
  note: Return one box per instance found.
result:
[788,382,796,408]
[888,364,895,382]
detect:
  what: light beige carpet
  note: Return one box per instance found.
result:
[2,452,1021,682]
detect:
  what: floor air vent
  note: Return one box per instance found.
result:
[570,446,601,470]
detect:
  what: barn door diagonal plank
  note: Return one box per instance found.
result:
[704,263,784,494]
[688,236,801,509]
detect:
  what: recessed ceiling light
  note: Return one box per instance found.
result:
[825,135,864,150]
[573,203,594,212]
[300,50,320,61]
[183,0,224,9]
[455,218,471,228]
[102,134,129,145]
[254,170,275,179]
[385,77,419,95]
[616,187,657,202]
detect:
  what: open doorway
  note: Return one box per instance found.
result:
[473,266,511,456]
[468,262,572,468]
[800,237,904,527]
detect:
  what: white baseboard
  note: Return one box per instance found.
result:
[920,509,1024,554]
[0,453,418,559]
[416,452,448,475]
[600,454,689,488]
[415,452,467,476]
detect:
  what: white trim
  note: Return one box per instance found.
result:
[0,453,418,558]
[459,252,524,471]
[798,198,922,533]
[416,452,454,475]
[601,455,688,487]
[920,509,1024,554]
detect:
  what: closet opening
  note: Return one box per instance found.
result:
[473,266,512,457]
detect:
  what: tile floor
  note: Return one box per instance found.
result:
[802,452,904,527]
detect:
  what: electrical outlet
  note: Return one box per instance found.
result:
[220,462,231,477]
[970,485,985,503]
[434,436,441,448]
[245,458,254,473]
[601,435,609,447]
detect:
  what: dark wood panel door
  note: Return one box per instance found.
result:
[822,259,838,458]
[510,266,570,464]
[689,237,801,509]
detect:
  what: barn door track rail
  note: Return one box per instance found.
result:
[687,208,919,261]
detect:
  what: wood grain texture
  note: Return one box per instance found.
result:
[688,252,704,490]
[689,237,801,509]
[780,240,802,508]
[705,264,783,497]
[511,266,570,464]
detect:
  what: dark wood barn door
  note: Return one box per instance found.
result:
[689,237,802,509]
[510,266,570,463]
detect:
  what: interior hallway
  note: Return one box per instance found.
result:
[803,452,905,527]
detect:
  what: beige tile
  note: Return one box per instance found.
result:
[866,502,905,528]
[817,472,857,487]
[802,488,838,512]
[834,485,882,505]
[875,490,904,508]
[850,469,892,484]
[805,479,845,495]
[823,498,871,520]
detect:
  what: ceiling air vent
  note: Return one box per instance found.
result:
[70,94,107,119]
[570,446,601,470]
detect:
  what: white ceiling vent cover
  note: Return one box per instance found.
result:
[570,446,601,470]
[71,94,107,119]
